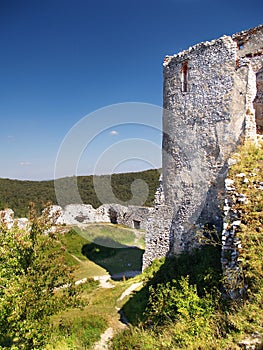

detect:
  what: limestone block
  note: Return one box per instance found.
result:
[0,208,14,229]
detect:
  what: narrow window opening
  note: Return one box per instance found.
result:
[109,208,118,224]
[181,61,188,92]
[133,220,141,229]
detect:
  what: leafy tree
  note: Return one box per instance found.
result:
[0,207,80,349]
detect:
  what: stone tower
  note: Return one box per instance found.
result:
[143,25,263,269]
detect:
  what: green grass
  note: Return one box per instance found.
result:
[121,245,221,326]
[60,225,145,278]
[77,223,141,247]
[82,243,144,275]
[46,301,108,349]
[45,273,145,350]
[44,223,147,349]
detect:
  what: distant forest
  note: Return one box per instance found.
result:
[0,169,160,217]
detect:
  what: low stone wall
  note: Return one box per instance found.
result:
[221,176,246,299]
[221,171,263,299]
[48,203,153,230]
[1,204,153,233]
[142,204,173,270]
[0,209,29,230]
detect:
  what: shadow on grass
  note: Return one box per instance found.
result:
[81,236,144,279]
[121,245,222,325]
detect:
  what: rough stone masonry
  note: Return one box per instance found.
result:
[143,25,263,269]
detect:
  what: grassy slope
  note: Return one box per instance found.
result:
[60,224,145,277]
[0,169,160,217]
[45,223,146,349]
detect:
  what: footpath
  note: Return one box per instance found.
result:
[92,276,143,350]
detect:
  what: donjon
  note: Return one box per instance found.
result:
[143,25,263,269]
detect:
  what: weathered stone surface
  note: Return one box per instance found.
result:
[143,25,263,269]
[47,203,153,230]
[0,209,29,230]
[142,204,173,270]
[15,218,30,229]
[238,333,263,350]
[0,209,14,229]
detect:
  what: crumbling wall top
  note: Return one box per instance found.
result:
[232,24,263,45]
[163,35,235,67]
[232,24,263,59]
[163,24,263,67]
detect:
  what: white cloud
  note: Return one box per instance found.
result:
[109,130,119,136]
[19,161,31,166]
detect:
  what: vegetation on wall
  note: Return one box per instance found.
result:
[0,169,160,217]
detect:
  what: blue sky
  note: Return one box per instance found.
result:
[0,0,262,180]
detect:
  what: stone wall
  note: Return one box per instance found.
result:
[221,169,263,299]
[0,209,29,229]
[221,176,246,300]
[0,209,14,229]
[48,203,153,230]
[143,25,263,269]
[1,204,152,234]
[142,176,173,269]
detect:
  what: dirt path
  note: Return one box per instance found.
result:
[93,275,114,288]
[117,282,143,301]
[93,327,114,350]
[70,254,83,263]
[92,280,143,350]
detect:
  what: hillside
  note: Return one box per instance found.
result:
[0,169,160,217]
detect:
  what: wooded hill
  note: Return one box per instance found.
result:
[0,169,160,217]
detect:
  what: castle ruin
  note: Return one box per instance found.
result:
[47,203,152,230]
[143,25,263,269]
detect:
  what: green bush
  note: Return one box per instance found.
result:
[146,276,215,329]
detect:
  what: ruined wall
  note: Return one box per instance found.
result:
[0,209,14,229]
[0,209,29,229]
[114,205,153,230]
[143,25,263,269]
[48,203,153,230]
[143,175,174,268]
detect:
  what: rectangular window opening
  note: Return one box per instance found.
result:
[133,220,141,229]
[181,61,188,92]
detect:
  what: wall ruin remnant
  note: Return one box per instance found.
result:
[48,203,153,230]
[0,209,29,230]
[143,25,263,269]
